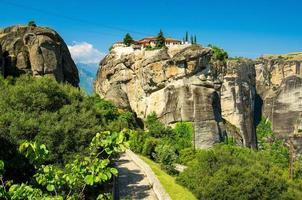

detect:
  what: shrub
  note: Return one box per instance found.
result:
[142,137,158,159]
[179,148,196,164]
[144,112,173,138]
[208,44,228,62]
[155,143,178,174]
[173,122,193,151]
[129,130,147,153]
[0,75,131,182]
[0,129,128,199]
[256,117,289,168]
[177,144,300,200]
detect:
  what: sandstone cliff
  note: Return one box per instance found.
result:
[0,25,79,86]
[255,53,302,149]
[221,59,257,148]
[95,45,257,148]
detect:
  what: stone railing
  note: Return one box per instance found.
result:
[125,149,172,200]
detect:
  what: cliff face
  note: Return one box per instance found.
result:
[221,59,257,148]
[256,54,302,144]
[0,25,79,86]
[95,45,257,148]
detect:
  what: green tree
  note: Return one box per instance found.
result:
[185,31,189,42]
[156,30,165,48]
[123,33,133,46]
[0,75,133,182]
[193,35,197,44]
[28,20,37,27]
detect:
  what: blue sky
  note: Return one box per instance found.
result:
[1,0,302,61]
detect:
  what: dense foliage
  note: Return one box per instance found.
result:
[208,44,229,62]
[129,112,193,173]
[176,118,302,200]
[0,75,134,189]
[0,129,129,199]
[176,144,302,200]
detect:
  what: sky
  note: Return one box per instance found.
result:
[1,0,302,63]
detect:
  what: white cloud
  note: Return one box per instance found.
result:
[68,42,105,64]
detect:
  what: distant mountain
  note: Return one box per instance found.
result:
[77,63,99,95]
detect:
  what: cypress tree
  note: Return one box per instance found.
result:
[185,31,189,42]
[156,30,165,48]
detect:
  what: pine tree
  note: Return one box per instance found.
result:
[190,35,194,44]
[194,35,197,44]
[123,33,134,46]
[156,30,165,48]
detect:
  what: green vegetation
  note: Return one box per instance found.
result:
[123,33,134,46]
[0,75,135,199]
[155,30,165,48]
[140,156,196,200]
[176,144,302,200]
[261,52,302,61]
[208,44,229,62]
[28,20,37,27]
[129,112,193,173]
[176,118,302,200]
[0,129,128,199]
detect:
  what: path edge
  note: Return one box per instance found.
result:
[125,149,172,200]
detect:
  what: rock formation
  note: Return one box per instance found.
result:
[0,25,79,86]
[95,45,257,148]
[255,54,302,150]
[221,59,257,148]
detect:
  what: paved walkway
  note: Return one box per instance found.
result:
[117,152,158,200]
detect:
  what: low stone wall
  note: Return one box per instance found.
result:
[125,149,172,200]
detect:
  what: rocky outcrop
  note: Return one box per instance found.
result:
[0,46,3,76]
[221,59,257,148]
[0,25,79,86]
[256,55,302,144]
[95,45,257,149]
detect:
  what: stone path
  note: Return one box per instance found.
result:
[117,152,158,200]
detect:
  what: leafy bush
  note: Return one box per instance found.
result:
[0,129,129,199]
[172,122,193,151]
[142,137,158,159]
[208,44,228,62]
[0,75,132,182]
[256,117,289,168]
[179,148,196,164]
[129,130,147,153]
[144,112,173,138]
[177,144,301,200]
[155,143,178,174]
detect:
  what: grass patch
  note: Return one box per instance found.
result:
[139,155,196,200]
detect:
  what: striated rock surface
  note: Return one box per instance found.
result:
[0,25,79,86]
[95,45,257,148]
[221,59,257,148]
[256,54,302,144]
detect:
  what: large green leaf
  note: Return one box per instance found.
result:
[84,175,94,185]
